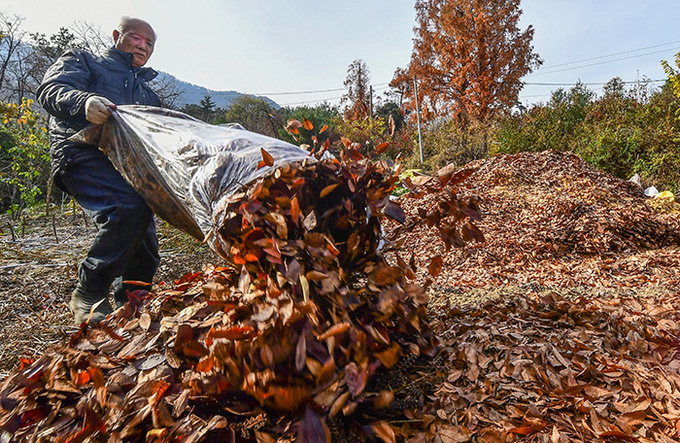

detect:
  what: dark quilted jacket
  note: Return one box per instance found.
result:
[37,47,161,169]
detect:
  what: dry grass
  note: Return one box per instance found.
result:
[0,206,217,377]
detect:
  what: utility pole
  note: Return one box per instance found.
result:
[369,85,373,119]
[413,76,424,163]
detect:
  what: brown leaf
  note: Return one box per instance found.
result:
[329,391,350,417]
[373,390,394,409]
[183,340,209,358]
[286,119,302,134]
[375,343,400,369]
[303,211,317,230]
[428,255,443,277]
[438,167,475,186]
[383,200,406,224]
[375,142,390,154]
[599,430,638,442]
[208,325,256,340]
[295,333,307,372]
[260,147,275,168]
[344,362,367,398]
[371,421,396,443]
[320,183,340,198]
[139,313,151,331]
[316,322,350,341]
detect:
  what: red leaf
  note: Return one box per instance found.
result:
[195,356,215,373]
[18,358,34,370]
[75,370,91,386]
[19,408,47,428]
[509,426,537,436]
[290,196,301,224]
[319,124,329,134]
[208,325,256,340]
[303,118,314,130]
[316,322,350,341]
[428,255,443,277]
[375,142,390,154]
[260,148,275,168]
[439,167,475,187]
[182,340,209,358]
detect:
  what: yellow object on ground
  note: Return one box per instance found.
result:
[654,191,675,202]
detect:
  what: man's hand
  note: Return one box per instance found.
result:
[85,96,115,124]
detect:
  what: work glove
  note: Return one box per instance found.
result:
[85,95,116,124]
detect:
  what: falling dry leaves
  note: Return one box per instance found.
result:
[0,141,479,441]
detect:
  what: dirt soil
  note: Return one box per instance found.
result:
[0,208,216,377]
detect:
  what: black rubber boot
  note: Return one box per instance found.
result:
[68,286,113,324]
[112,278,152,309]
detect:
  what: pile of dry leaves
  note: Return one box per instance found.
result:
[395,150,680,288]
[2,147,679,442]
[421,288,680,442]
[0,144,479,441]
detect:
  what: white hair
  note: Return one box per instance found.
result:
[117,16,156,40]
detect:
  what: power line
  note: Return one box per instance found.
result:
[525,79,666,86]
[527,47,679,77]
[278,85,390,107]
[244,42,678,98]
[536,40,680,70]
[250,82,390,96]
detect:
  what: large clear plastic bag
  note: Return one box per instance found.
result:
[73,105,315,255]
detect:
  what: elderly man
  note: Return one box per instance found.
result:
[38,17,161,323]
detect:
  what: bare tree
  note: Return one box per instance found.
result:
[149,73,183,108]
[0,13,27,100]
[70,21,109,56]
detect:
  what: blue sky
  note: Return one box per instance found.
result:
[2,0,679,107]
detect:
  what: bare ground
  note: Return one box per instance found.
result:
[0,207,217,377]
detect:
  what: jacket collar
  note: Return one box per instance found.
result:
[105,47,158,82]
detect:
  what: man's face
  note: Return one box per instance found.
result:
[114,24,156,68]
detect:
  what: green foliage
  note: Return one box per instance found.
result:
[493,79,680,191]
[333,116,387,148]
[0,98,51,216]
[277,103,340,146]
[403,118,490,172]
[222,96,278,137]
[494,82,596,154]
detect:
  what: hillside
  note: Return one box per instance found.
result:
[155,72,280,109]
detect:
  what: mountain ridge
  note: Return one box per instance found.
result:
[155,71,280,110]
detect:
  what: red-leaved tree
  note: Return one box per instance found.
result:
[342,59,371,121]
[392,0,541,125]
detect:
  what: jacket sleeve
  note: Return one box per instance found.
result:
[37,50,97,121]
[149,87,162,107]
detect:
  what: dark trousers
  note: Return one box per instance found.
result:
[57,146,159,296]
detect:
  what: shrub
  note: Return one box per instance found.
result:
[0,98,51,216]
